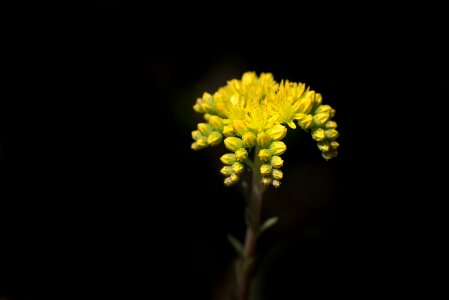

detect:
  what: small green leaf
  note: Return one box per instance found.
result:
[259,217,278,235]
[227,234,243,256]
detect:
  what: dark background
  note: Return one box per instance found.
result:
[1,1,447,299]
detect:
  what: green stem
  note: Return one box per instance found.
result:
[238,146,265,300]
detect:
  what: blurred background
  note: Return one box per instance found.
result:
[1,1,447,299]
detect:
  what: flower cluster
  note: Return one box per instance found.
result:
[191,72,339,187]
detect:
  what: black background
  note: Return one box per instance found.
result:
[0,1,447,299]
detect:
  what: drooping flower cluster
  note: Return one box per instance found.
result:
[191,72,339,187]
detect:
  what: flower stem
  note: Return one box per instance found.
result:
[238,146,265,300]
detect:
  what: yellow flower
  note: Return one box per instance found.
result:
[191,72,340,187]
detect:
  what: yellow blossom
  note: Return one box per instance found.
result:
[191,72,340,187]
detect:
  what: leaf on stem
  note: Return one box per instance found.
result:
[227,234,243,256]
[259,217,278,235]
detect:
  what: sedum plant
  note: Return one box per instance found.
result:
[191,72,339,300]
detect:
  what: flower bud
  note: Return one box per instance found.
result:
[260,164,272,175]
[191,138,208,150]
[313,113,330,126]
[207,131,222,146]
[312,128,325,141]
[258,149,272,162]
[262,177,272,186]
[322,150,337,160]
[295,114,313,129]
[220,153,236,165]
[198,123,213,135]
[200,103,213,113]
[325,129,339,140]
[242,132,257,148]
[317,141,330,152]
[267,124,287,141]
[242,72,256,85]
[224,137,243,152]
[297,90,315,114]
[232,162,245,174]
[220,166,234,176]
[269,141,287,155]
[315,93,322,106]
[330,141,339,149]
[193,103,202,113]
[235,148,248,161]
[191,130,202,140]
[257,132,272,148]
[270,156,284,168]
[208,116,224,131]
[315,105,332,115]
[325,120,337,129]
[224,174,239,186]
[272,169,283,180]
[272,180,281,188]
[222,125,235,137]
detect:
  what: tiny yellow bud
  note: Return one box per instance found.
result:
[269,141,287,155]
[287,121,296,129]
[262,177,272,186]
[230,173,239,182]
[191,130,202,140]
[198,123,213,135]
[266,124,287,141]
[315,93,323,106]
[193,103,202,113]
[222,125,235,137]
[220,153,236,165]
[325,129,339,140]
[224,177,234,186]
[295,114,313,129]
[224,137,243,152]
[330,141,339,149]
[297,90,315,114]
[330,109,336,118]
[313,113,330,126]
[272,180,281,188]
[209,116,224,131]
[260,164,272,175]
[203,114,212,121]
[191,138,208,150]
[270,156,284,168]
[322,150,337,160]
[258,149,272,162]
[233,120,249,136]
[224,174,239,186]
[220,166,234,176]
[312,128,325,141]
[325,120,337,129]
[317,141,330,152]
[207,131,222,146]
[235,148,248,161]
[242,132,257,148]
[257,132,272,148]
[200,103,213,113]
[272,169,283,180]
[242,72,256,85]
[232,162,245,174]
[315,105,332,114]
[202,92,213,101]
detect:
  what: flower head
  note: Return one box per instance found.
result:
[191,72,339,187]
